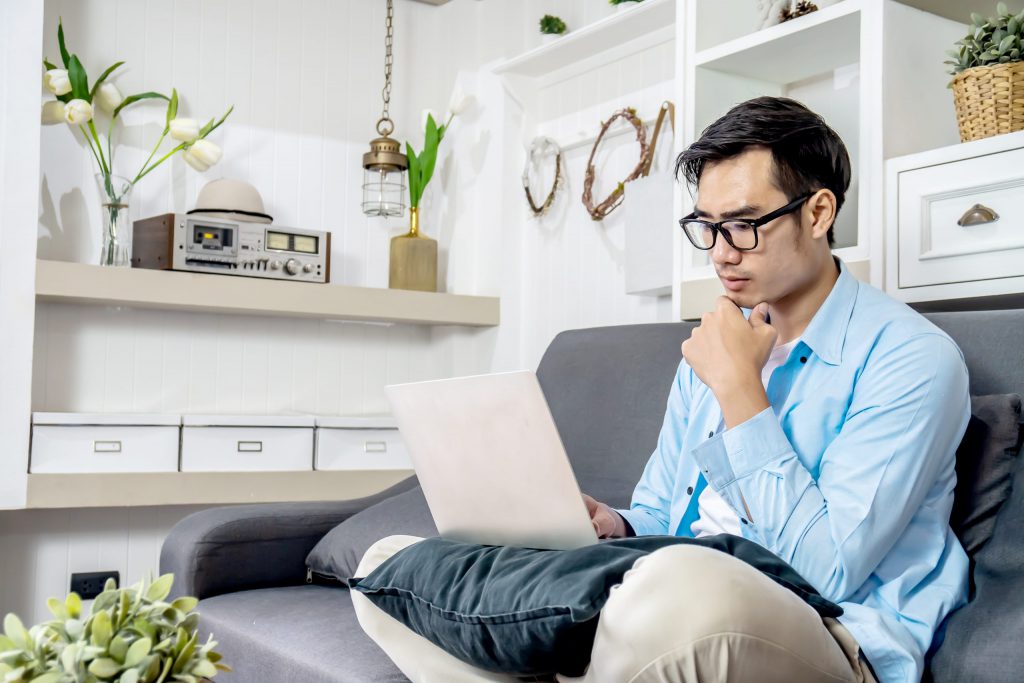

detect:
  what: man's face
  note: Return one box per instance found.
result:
[693,147,817,310]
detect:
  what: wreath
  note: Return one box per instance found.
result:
[581,107,649,221]
[522,136,564,217]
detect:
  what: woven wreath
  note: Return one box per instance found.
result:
[581,107,649,221]
[522,136,564,217]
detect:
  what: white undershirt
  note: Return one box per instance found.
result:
[690,337,801,538]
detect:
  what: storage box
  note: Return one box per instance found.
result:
[314,415,412,471]
[180,414,315,472]
[30,413,181,474]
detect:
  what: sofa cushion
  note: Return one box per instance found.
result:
[950,394,1023,556]
[929,411,1024,683]
[350,534,841,678]
[306,486,438,586]
[197,585,408,683]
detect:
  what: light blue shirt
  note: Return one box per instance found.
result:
[617,257,971,683]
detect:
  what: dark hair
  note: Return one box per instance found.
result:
[675,96,851,248]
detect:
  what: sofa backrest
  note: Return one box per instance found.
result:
[535,308,1024,507]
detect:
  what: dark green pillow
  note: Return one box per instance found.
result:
[350,534,841,678]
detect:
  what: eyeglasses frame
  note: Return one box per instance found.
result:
[678,191,817,251]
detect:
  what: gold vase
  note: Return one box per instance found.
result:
[389,207,438,292]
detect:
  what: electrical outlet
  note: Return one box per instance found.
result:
[70,571,120,600]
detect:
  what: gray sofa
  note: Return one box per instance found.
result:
[161,310,1024,682]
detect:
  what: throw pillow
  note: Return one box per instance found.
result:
[350,534,842,678]
[305,485,438,586]
[950,394,1023,557]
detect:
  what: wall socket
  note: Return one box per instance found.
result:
[70,571,120,600]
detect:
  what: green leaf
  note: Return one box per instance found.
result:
[113,91,170,120]
[405,143,421,208]
[89,657,122,678]
[3,614,29,650]
[119,669,140,683]
[171,632,197,674]
[90,610,112,648]
[29,673,63,683]
[109,635,130,663]
[198,105,234,139]
[998,2,1008,17]
[67,54,89,101]
[145,575,173,603]
[66,592,82,619]
[164,88,179,132]
[89,61,125,99]
[43,58,58,71]
[46,598,68,621]
[999,35,1015,53]
[191,660,216,678]
[169,598,197,615]
[57,18,71,68]
[124,637,151,668]
[197,117,215,140]
[0,635,14,651]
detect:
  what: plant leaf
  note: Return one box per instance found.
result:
[419,114,440,196]
[125,637,152,668]
[169,598,198,614]
[43,58,58,71]
[145,575,174,603]
[66,591,82,619]
[68,54,89,101]
[3,614,29,650]
[29,673,63,683]
[113,91,170,120]
[164,88,179,133]
[89,61,125,99]
[89,657,122,678]
[90,610,112,648]
[405,143,421,208]
[57,18,71,68]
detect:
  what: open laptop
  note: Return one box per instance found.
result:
[384,370,599,550]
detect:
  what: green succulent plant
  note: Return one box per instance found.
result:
[946,2,1024,81]
[608,0,644,5]
[539,14,567,35]
[0,574,228,683]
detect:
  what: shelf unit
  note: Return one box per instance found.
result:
[35,259,500,327]
[25,469,413,509]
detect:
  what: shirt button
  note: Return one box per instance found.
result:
[741,518,749,525]
[686,486,693,495]
[800,356,807,364]
[708,431,714,438]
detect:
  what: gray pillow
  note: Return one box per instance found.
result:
[305,485,437,586]
[950,394,1023,557]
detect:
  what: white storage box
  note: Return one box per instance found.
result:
[180,414,315,472]
[314,415,412,471]
[30,413,181,474]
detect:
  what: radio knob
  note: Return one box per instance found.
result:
[303,263,313,273]
[271,260,282,270]
[284,259,300,276]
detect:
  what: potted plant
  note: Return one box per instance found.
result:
[539,15,568,44]
[610,0,644,13]
[0,574,228,683]
[946,2,1024,141]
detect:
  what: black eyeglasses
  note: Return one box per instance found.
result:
[678,192,815,251]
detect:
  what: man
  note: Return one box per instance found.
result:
[353,97,971,683]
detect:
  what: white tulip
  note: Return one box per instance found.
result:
[63,99,93,125]
[95,82,123,115]
[44,69,72,96]
[41,100,66,125]
[169,118,200,142]
[447,85,472,116]
[182,139,222,172]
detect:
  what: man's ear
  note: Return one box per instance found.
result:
[806,189,837,242]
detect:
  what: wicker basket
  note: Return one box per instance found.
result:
[951,60,1024,142]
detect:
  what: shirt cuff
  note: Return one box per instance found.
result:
[615,507,661,537]
[691,406,792,489]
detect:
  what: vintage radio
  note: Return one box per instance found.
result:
[132,213,331,283]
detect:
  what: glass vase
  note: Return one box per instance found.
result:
[95,173,134,267]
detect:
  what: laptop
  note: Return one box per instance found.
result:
[384,370,599,550]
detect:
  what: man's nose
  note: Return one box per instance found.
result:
[711,232,742,265]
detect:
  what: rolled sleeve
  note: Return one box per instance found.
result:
[691,407,793,489]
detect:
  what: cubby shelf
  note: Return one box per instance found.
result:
[35,259,500,327]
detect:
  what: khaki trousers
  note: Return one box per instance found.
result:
[351,535,878,683]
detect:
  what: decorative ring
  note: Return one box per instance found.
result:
[376,117,395,137]
[522,137,564,217]
[582,107,649,221]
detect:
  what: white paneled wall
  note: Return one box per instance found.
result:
[4,0,682,624]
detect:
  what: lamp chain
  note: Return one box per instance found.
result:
[377,0,395,137]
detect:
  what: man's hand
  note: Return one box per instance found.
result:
[682,297,776,428]
[583,493,628,538]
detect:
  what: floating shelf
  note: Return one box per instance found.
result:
[25,469,413,508]
[494,0,674,86]
[695,0,861,85]
[35,260,500,327]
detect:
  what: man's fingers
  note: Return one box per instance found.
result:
[749,302,769,326]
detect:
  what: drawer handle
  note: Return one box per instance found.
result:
[93,440,122,453]
[364,440,388,453]
[237,440,263,453]
[957,204,1000,227]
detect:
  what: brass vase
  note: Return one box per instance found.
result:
[389,207,437,292]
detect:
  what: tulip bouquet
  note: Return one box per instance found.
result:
[41,19,233,266]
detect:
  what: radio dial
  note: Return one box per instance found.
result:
[284,259,301,276]
[271,260,282,270]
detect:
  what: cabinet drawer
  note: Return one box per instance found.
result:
[181,415,314,472]
[898,146,1024,288]
[31,424,179,474]
[315,428,411,471]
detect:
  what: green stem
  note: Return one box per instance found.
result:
[78,125,105,175]
[134,141,186,184]
[132,129,169,184]
[107,116,116,169]
[87,119,109,175]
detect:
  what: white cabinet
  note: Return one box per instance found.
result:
[180,414,315,472]
[886,130,1024,302]
[30,413,180,474]
[314,416,411,471]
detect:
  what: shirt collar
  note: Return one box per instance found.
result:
[793,256,858,366]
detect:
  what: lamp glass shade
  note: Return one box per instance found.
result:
[362,167,406,217]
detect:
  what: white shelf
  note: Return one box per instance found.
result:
[494,0,674,86]
[695,0,862,84]
[35,259,500,327]
[25,470,413,508]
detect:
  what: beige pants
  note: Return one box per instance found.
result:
[351,535,878,683]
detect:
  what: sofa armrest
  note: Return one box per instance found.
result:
[159,476,417,600]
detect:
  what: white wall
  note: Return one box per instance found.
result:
[3,0,681,625]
